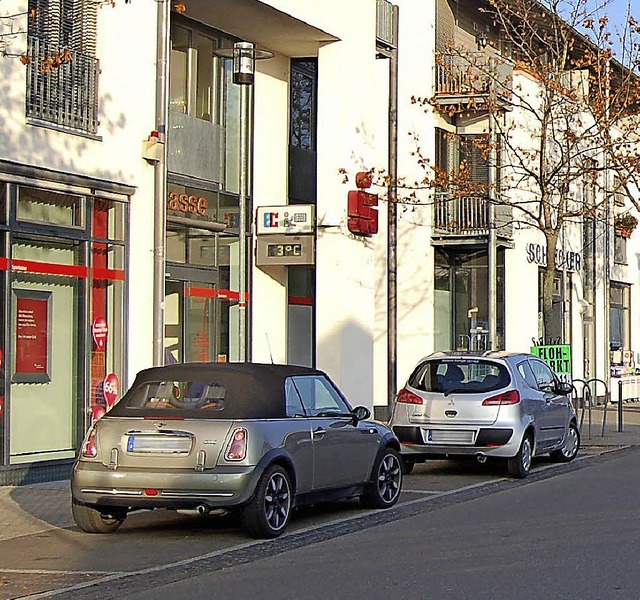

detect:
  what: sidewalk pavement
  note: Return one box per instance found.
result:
[0,403,639,547]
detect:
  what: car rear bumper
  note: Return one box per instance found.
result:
[393,425,520,458]
[71,460,261,510]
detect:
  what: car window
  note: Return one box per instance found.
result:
[127,380,227,410]
[284,378,307,417]
[290,375,351,417]
[517,360,538,390]
[408,359,510,394]
[528,360,555,392]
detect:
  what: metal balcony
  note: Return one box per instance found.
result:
[434,53,512,110]
[434,191,490,235]
[376,0,397,54]
[26,36,99,134]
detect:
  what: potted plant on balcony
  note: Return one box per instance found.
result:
[614,213,638,238]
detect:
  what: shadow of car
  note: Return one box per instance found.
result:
[71,362,402,539]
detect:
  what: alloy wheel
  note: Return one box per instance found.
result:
[264,472,291,532]
[377,453,401,503]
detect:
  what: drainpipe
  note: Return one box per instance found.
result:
[387,4,399,414]
[152,0,171,365]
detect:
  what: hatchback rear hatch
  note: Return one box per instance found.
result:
[401,357,513,426]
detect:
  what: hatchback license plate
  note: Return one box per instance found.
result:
[427,429,475,444]
[126,434,192,454]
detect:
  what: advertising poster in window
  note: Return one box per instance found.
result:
[12,290,52,383]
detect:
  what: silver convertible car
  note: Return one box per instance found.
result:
[388,352,580,478]
[71,363,402,539]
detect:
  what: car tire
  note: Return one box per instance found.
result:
[361,447,403,509]
[242,464,292,539]
[71,499,125,534]
[507,433,533,479]
[550,422,580,463]
[401,458,415,475]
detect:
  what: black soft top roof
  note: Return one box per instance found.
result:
[109,362,327,419]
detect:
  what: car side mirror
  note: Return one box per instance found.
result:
[554,381,573,395]
[352,406,371,422]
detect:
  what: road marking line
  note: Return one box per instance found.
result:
[0,568,126,576]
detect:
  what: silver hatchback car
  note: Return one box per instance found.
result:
[72,363,402,539]
[389,352,580,478]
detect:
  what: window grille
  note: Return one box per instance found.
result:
[26,0,99,134]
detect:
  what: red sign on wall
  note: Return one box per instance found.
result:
[15,293,50,381]
[348,171,379,236]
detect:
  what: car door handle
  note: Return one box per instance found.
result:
[312,427,326,440]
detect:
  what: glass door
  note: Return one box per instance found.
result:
[165,265,218,364]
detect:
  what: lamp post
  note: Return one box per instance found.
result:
[234,41,253,363]
[221,42,273,362]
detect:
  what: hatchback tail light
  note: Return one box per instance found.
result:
[225,428,248,461]
[482,390,520,406]
[396,388,424,405]
[82,427,98,458]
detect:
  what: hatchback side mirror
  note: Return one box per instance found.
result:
[352,406,371,422]
[554,381,573,395]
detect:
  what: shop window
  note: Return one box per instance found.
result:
[17,187,84,228]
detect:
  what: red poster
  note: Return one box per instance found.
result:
[15,296,49,375]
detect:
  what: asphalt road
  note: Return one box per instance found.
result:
[8,447,638,600]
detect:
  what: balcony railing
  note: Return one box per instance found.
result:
[434,191,490,234]
[376,0,397,50]
[26,36,99,135]
[434,53,512,109]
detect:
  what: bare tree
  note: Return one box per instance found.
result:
[407,0,640,340]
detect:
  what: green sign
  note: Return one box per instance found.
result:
[530,344,572,375]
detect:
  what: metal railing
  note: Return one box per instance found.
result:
[434,53,512,106]
[434,191,490,234]
[26,36,100,135]
[376,0,396,49]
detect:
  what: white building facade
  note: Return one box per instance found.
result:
[0,0,638,482]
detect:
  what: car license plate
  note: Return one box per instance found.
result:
[427,429,474,444]
[125,434,192,454]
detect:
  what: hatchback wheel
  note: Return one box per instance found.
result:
[242,465,292,539]
[72,499,125,534]
[550,422,580,463]
[507,433,533,479]
[361,447,402,509]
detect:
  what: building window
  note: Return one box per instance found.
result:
[614,234,627,264]
[610,282,630,351]
[26,0,99,134]
[290,59,317,151]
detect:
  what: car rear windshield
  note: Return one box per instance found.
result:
[109,379,284,419]
[408,359,511,394]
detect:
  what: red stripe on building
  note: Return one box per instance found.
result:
[0,258,8,271]
[186,287,218,299]
[288,296,314,306]
[93,267,126,281]
[10,259,89,278]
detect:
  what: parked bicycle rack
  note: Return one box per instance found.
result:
[571,378,609,440]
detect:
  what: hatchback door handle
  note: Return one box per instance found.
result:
[312,427,326,440]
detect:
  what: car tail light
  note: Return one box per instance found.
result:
[225,428,247,461]
[82,427,98,458]
[396,388,424,405]
[482,390,520,406]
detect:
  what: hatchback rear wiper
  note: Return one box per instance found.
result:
[443,387,468,397]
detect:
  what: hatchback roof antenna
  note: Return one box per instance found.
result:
[265,333,274,364]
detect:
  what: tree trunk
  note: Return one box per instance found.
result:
[541,229,560,343]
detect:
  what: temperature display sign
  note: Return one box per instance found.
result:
[256,235,314,266]
[267,243,302,257]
